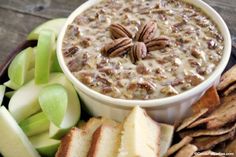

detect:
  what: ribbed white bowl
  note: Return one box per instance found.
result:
[57,0,231,123]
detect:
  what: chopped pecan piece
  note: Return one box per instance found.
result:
[101,37,133,57]
[129,42,147,64]
[208,40,217,49]
[160,85,178,96]
[135,21,157,42]
[110,23,133,39]
[99,67,116,75]
[67,59,79,72]
[78,71,94,85]
[80,37,92,48]
[145,37,170,51]
[191,48,205,59]
[96,75,111,85]
[101,86,113,94]
[64,46,79,57]
[137,80,156,94]
[185,73,204,86]
[136,63,149,75]
[171,78,184,86]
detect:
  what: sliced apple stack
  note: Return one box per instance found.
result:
[0,18,83,157]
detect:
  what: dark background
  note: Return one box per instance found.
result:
[0,0,235,66]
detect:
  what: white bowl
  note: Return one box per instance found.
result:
[57,0,231,123]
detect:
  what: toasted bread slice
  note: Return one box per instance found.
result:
[56,127,88,157]
[81,117,119,131]
[87,124,121,157]
[56,118,119,157]
[118,106,161,157]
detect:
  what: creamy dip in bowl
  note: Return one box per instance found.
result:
[57,0,231,123]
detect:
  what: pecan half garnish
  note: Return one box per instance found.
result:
[135,21,157,42]
[129,42,147,64]
[110,23,133,39]
[101,21,170,64]
[145,37,170,51]
[101,37,133,57]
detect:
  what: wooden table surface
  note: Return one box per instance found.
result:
[0,0,236,66]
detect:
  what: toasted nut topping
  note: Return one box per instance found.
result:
[110,23,133,39]
[135,21,157,42]
[101,37,133,57]
[129,42,147,64]
[145,37,170,51]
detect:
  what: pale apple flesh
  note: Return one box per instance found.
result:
[19,112,50,137]
[9,73,81,125]
[0,85,6,106]
[49,76,81,139]
[0,106,40,157]
[29,131,60,157]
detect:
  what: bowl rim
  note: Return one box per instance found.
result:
[57,0,231,108]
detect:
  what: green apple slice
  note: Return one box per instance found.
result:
[4,80,21,90]
[49,77,81,139]
[5,91,15,99]
[8,47,33,86]
[35,29,56,84]
[51,55,62,72]
[30,132,60,157]
[19,112,50,137]
[159,123,174,157]
[0,106,40,157]
[0,85,6,106]
[27,18,66,40]
[9,73,80,123]
[26,68,35,82]
[39,84,68,126]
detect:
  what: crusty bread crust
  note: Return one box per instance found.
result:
[87,125,103,157]
[56,127,79,157]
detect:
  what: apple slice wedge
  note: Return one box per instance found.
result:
[9,73,80,124]
[0,85,6,106]
[27,18,66,40]
[5,91,15,99]
[49,77,81,139]
[51,54,62,72]
[8,47,34,87]
[39,84,68,127]
[4,80,21,90]
[35,29,56,84]
[0,106,40,157]
[30,132,60,157]
[19,112,50,137]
